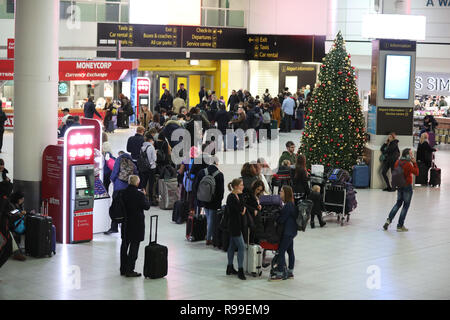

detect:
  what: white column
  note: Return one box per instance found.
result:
[14,0,59,210]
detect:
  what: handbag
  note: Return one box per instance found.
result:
[13,216,26,235]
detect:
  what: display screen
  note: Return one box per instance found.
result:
[384,55,412,100]
[140,99,148,105]
[76,176,88,189]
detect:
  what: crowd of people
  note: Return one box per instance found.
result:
[0,85,440,282]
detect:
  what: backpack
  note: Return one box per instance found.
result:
[263,111,271,124]
[391,160,407,189]
[137,145,152,174]
[197,167,220,202]
[296,199,313,232]
[263,94,271,103]
[118,157,135,182]
[109,191,127,223]
[253,112,262,128]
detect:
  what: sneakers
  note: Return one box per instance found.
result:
[397,226,409,232]
[383,219,390,231]
[269,271,286,281]
[286,270,294,279]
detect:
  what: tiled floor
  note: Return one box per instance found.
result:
[1,128,449,300]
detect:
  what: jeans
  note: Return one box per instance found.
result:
[381,162,392,189]
[388,185,413,228]
[227,234,245,269]
[277,235,295,272]
[204,208,216,241]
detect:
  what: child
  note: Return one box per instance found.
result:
[277,160,291,175]
[308,185,326,228]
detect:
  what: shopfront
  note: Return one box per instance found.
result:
[0,59,139,128]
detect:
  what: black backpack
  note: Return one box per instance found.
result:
[137,145,152,173]
[109,191,127,224]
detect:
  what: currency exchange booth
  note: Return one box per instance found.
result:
[42,126,96,244]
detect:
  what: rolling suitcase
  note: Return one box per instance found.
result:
[429,163,441,187]
[352,164,370,188]
[172,200,188,224]
[143,215,168,279]
[51,225,56,255]
[243,229,263,277]
[186,210,207,242]
[25,215,53,258]
[158,178,178,210]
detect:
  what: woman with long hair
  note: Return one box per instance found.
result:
[271,97,282,128]
[416,132,436,185]
[292,154,310,199]
[270,185,298,281]
[225,178,247,280]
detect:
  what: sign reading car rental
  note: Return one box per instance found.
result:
[0,59,139,81]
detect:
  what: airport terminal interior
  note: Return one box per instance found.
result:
[1,0,450,301]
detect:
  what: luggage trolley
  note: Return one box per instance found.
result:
[323,182,348,226]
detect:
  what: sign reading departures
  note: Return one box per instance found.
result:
[97,23,325,62]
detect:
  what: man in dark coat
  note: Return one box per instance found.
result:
[177,83,187,102]
[227,90,240,110]
[126,126,145,163]
[159,90,173,112]
[83,97,102,120]
[199,86,206,104]
[380,132,400,192]
[120,175,150,277]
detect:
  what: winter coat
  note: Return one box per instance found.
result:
[121,185,150,242]
[126,134,145,161]
[277,201,298,238]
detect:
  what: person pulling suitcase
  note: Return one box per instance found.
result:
[120,175,150,277]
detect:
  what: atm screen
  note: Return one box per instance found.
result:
[140,99,148,105]
[76,176,88,189]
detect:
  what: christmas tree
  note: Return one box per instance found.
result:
[299,31,366,172]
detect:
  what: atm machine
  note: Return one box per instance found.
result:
[42,126,96,244]
[69,165,95,242]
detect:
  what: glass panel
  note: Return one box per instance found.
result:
[96,3,106,22]
[6,0,14,13]
[227,10,244,28]
[202,0,219,7]
[78,3,97,22]
[202,8,206,25]
[105,3,119,22]
[205,8,225,27]
[60,0,72,20]
[0,0,14,19]
[120,4,129,23]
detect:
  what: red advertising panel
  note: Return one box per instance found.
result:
[72,208,94,243]
[7,39,14,59]
[66,128,95,165]
[136,77,150,119]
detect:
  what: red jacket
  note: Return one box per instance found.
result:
[394,160,419,186]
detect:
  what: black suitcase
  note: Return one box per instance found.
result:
[212,208,224,248]
[186,211,207,242]
[25,215,53,258]
[143,215,168,279]
[172,200,188,224]
[429,165,441,187]
[416,162,429,185]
